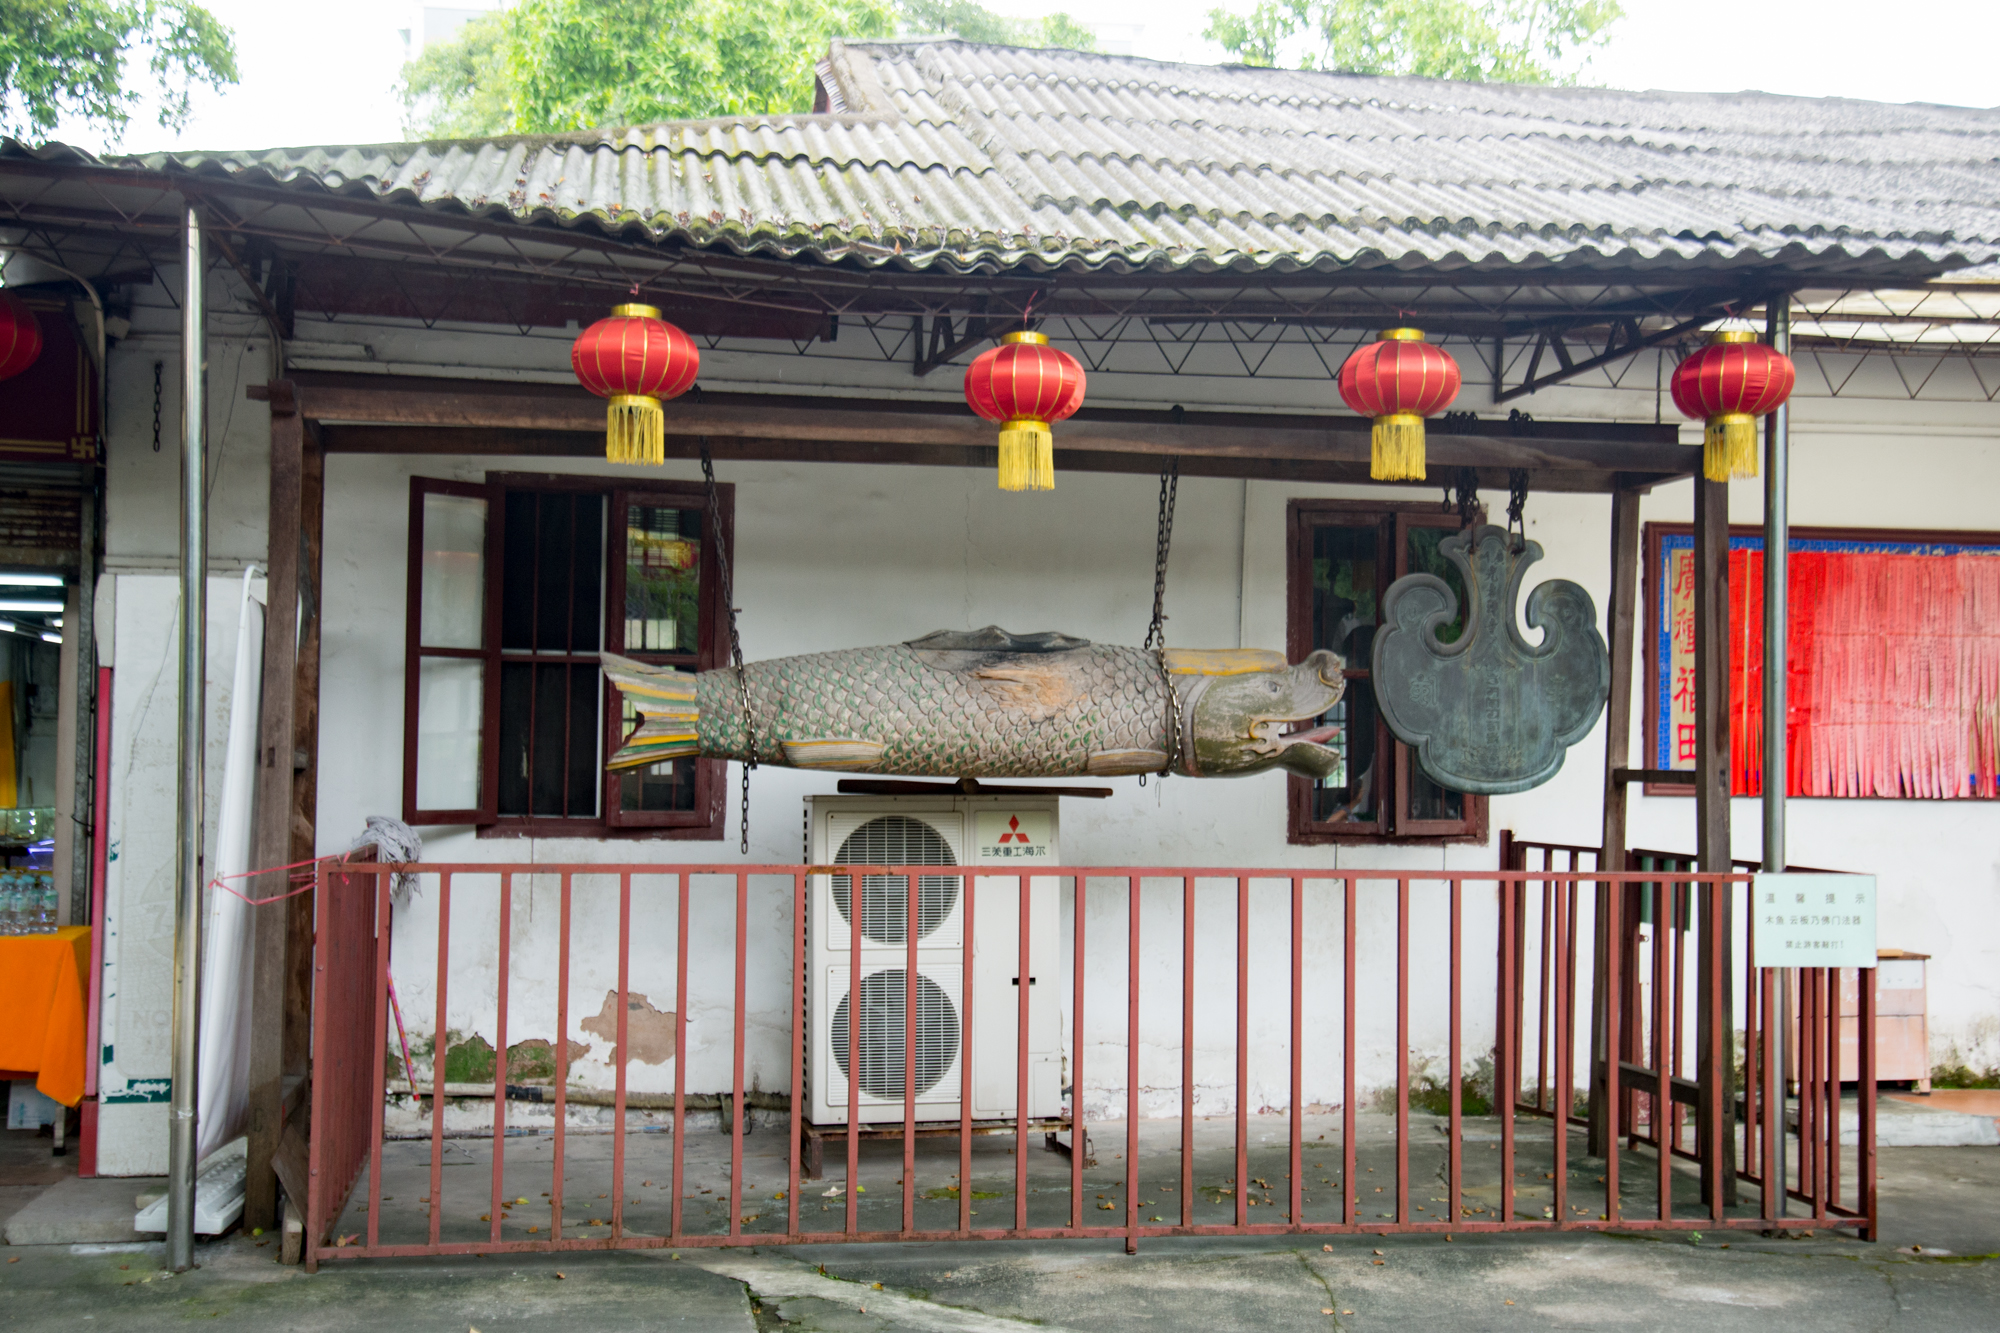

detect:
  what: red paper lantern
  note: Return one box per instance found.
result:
[0,293,43,383]
[1670,330,1795,482]
[570,303,699,464]
[1336,328,1461,481]
[964,331,1086,491]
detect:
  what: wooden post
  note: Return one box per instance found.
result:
[1692,474,1738,1206]
[1589,484,1643,1157]
[245,392,323,1231]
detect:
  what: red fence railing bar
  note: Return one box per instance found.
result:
[303,861,1877,1270]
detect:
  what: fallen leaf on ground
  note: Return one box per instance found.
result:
[1322,1309,1334,1315]
[554,1272,565,1280]
[1322,1244,1333,1251]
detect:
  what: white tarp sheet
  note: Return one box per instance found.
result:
[195,570,263,1163]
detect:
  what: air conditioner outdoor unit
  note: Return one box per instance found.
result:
[805,794,1065,1128]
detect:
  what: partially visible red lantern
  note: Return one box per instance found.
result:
[1670,329,1795,482]
[1336,328,1461,481]
[570,303,699,464]
[0,293,43,382]
[964,330,1086,491]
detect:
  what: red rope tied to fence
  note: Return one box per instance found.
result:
[206,852,345,905]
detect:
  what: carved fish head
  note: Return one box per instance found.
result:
[1182,650,1346,778]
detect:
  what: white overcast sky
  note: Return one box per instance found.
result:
[50,0,1999,156]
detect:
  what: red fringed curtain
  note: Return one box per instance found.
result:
[1729,550,2000,798]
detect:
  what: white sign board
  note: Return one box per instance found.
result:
[1752,873,1877,969]
[975,810,1053,862]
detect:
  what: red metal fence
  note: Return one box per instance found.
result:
[1502,836,1876,1237]
[306,860,1876,1269]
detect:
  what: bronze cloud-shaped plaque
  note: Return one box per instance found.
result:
[1372,524,1609,795]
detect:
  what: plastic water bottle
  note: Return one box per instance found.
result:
[39,877,59,933]
[0,872,18,936]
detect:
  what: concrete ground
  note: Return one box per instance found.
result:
[0,1112,1994,1331]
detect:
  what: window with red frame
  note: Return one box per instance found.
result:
[1287,498,1488,843]
[403,472,730,836]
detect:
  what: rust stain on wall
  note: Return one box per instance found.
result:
[579,990,679,1065]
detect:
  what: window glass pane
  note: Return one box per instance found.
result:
[500,492,605,653]
[1409,764,1466,822]
[497,662,601,818]
[1406,525,1468,644]
[623,505,703,655]
[415,657,483,810]
[419,494,485,649]
[1311,677,1379,824]
[1308,522,1380,825]
[1311,524,1378,668]
[615,689,699,811]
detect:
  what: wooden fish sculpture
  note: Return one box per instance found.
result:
[603,626,1345,780]
[1372,524,1609,795]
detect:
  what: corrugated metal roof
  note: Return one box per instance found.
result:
[107,41,2000,276]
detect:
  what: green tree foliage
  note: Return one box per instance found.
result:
[0,0,237,140]
[897,0,1099,50]
[1205,0,1622,83]
[400,0,1099,139]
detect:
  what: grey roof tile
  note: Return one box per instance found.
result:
[71,40,2000,276]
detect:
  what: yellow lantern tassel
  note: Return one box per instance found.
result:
[1371,411,1426,481]
[1703,412,1758,482]
[606,393,665,465]
[997,418,1054,491]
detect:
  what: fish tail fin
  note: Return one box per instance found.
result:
[601,652,701,769]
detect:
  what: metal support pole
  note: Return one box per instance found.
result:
[1763,296,1792,1219]
[167,206,208,1273]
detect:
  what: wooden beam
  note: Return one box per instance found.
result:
[1616,767,1696,786]
[280,374,1694,487]
[246,393,302,1231]
[316,424,1660,495]
[1588,484,1643,1157]
[1691,474,1738,1207]
[287,426,326,1097]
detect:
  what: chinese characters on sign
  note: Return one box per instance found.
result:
[974,810,1053,861]
[1751,873,1877,969]
[1667,545,1698,768]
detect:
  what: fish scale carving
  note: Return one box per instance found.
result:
[605,629,1350,782]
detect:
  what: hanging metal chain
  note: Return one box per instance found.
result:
[1506,468,1530,551]
[1440,466,1479,530]
[1142,456,1183,782]
[1144,456,1178,653]
[701,441,757,854]
[152,362,163,452]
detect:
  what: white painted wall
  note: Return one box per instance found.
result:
[89,265,2000,1168]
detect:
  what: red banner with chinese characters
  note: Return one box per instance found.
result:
[1654,530,2000,798]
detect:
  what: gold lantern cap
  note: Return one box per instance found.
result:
[1002,329,1050,346]
[1708,329,1759,345]
[613,302,662,319]
[1378,327,1427,342]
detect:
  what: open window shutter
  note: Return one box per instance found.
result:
[403,477,498,825]
[604,482,729,833]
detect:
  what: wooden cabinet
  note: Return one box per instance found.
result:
[1838,950,1929,1088]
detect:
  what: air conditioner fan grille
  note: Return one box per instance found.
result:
[832,815,961,944]
[829,969,960,1100]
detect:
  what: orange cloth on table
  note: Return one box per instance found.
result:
[0,926,90,1106]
